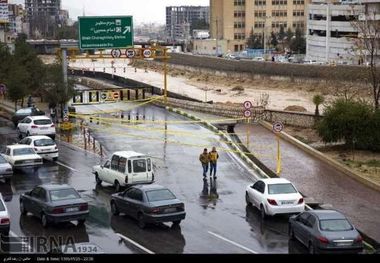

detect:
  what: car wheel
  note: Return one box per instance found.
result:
[95,173,102,186]
[53,157,58,162]
[289,225,295,240]
[78,219,86,225]
[245,192,252,206]
[308,242,315,254]
[17,129,22,139]
[51,135,56,140]
[111,201,119,216]
[5,178,11,183]
[41,213,49,228]
[172,220,181,226]
[20,201,27,215]
[26,131,30,137]
[137,213,146,229]
[33,166,38,173]
[260,205,267,219]
[114,180,121,193]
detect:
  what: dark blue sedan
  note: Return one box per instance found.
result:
[110,184,186,229]
[20,184,89,227]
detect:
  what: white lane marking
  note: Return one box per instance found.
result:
[208,231,258,254]
[115,233,155,254]
[56,161,78,172]
[9,231,33,252]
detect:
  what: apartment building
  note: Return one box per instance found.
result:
[166,6,209,42]
[25,0,62,38]
[210,0,310,52]
[306,0,380,64]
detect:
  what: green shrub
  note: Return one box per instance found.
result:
[317,99,379,151]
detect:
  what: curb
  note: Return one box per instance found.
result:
[165,106,269,179]
[260,121,380,193]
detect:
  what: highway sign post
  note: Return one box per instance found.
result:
[272,121,284,175]
[78,16,133,50]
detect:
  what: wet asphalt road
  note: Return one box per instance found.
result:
[0,106,309,254]
[235,123,380,243]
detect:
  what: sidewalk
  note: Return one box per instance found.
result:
[235,123,380,244]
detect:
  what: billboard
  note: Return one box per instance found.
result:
[0,0,8,24]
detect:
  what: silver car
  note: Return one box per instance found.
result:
[0,155,13,183]
[289,210,363,254]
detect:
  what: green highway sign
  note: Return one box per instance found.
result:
[78,16,133,50]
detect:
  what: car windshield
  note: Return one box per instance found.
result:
[0,200,5,211]
[34,119,52,125]
[16,109,31,115]
[34,139,55,147]
[0,156,7,164]
[146,189,176,202]
[133,159,146,173]
[268,183,297,195]
[13,148,35,156]
[49,189,81,201]
[320,219,354,231]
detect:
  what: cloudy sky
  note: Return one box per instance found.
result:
[9,0,209,24]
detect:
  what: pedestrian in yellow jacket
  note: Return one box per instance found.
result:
[208,147,219,179]
[199,148,210,178]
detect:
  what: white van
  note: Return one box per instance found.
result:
[92,151,154,192]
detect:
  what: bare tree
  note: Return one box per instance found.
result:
[349,5,380,109]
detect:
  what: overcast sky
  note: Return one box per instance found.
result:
[9,0,209,24]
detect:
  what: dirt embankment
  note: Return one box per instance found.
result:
[132,60,372,114]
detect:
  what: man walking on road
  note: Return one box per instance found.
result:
[209,147,219,179]
[199,148,210,178]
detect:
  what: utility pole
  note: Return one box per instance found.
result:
[216,18,219,57]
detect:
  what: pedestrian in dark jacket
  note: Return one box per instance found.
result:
[199,148,210,178]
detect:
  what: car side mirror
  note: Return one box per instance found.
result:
[118,192,124,197]
[250,185,255,189]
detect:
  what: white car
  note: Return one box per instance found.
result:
[245,178,305,218]
[1,145,43,170]
[19,136,59,161]
[17,116,56,140]
[0,193,10,236]
[0,155,13,182]
[93,151,154,192]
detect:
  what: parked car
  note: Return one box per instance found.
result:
[11,107,45,127]
[17,116,56,140]
[0,155,12,182]
[289,210,363,254]
[19,184,89,228]
[253,57,265,62]
[93,151,154,192]
[19,136,59,161]
[0,193,10,236]
[1,145,43,170]
[245,178,305,218]
[110,184,186,229]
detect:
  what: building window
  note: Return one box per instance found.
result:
[293,10,304,17]
[235,45,239,52]
[272,10,287,17]
[272,0,287,5]
[254,0,266,5]
[234,0,246,6]
[293,22,304,28]
[272,22,287,28]
[254,11,266,18]
[254,22,265,28]
[234,11,246,17]
[293,0,304,5]
[234,22,246,28]
[234,33,246,40]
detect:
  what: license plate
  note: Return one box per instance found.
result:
[24,160,33,164]
[66,207,79,213]
[40,127,49,130]
[164,208,177,213]
[281,201,294,205]
[335,242,352,247]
